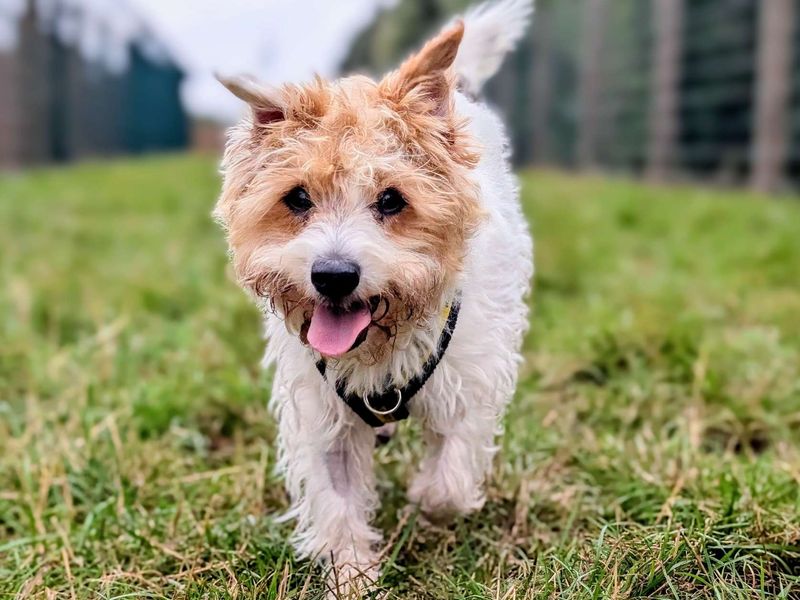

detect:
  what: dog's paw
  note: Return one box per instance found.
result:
[408,471,485,524]
[325,562,380,599]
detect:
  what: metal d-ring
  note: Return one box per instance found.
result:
[363,388,402,416]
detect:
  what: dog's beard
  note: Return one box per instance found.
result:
[355,291,431,364]
[244,272,313,335]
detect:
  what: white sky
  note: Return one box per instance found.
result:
[128,0,395,122]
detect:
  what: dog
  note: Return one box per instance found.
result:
[215,0,534,594]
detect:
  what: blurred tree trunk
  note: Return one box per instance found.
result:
[577,0,606,169]
[0,52,20,168]
[751,0,794,194]
[420,0,441,22]
[17,1,52,165]
[646,0,683,182]
[531,5,552,165]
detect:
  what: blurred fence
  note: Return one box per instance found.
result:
[346,0,800,194]
[0,0,188,169]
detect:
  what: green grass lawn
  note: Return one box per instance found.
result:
[1,154,799,599]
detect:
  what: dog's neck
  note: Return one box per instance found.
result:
[315,292,457,397]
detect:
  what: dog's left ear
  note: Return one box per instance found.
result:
[381,21,464,116]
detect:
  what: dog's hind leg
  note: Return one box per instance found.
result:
[374,422,397,446]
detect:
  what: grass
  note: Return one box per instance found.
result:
[0,154,799,599]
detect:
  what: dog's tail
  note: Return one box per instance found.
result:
[453,0,534,97]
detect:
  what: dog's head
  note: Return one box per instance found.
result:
[216,23,481,361]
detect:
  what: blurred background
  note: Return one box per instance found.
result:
[2,3,799,596]
[2,0,800,195]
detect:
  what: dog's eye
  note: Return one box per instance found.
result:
[375,188,406,217]
[283,186,313,214]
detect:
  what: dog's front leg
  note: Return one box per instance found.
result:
[278,409,381,596]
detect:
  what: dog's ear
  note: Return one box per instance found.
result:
[381,21,464,116]
[216,74,285,126]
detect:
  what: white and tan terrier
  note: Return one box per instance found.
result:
[215,0,534,594]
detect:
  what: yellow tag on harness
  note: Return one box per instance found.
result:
[440,302,452,321]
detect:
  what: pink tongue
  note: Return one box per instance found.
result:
[307,304,371,357]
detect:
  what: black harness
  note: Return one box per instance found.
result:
[315,296,462,428]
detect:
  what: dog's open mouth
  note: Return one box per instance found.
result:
[306,299,379,357]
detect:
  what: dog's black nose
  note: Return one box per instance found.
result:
[311,258,361,300]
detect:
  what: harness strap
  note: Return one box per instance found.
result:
[316,295,462,428]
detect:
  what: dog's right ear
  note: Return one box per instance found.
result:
[216,74,285,126]
[380,21,464,117]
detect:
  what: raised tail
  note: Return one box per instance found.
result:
[453,0,534,97]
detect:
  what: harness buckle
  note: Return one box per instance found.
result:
[363,388,403,417]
